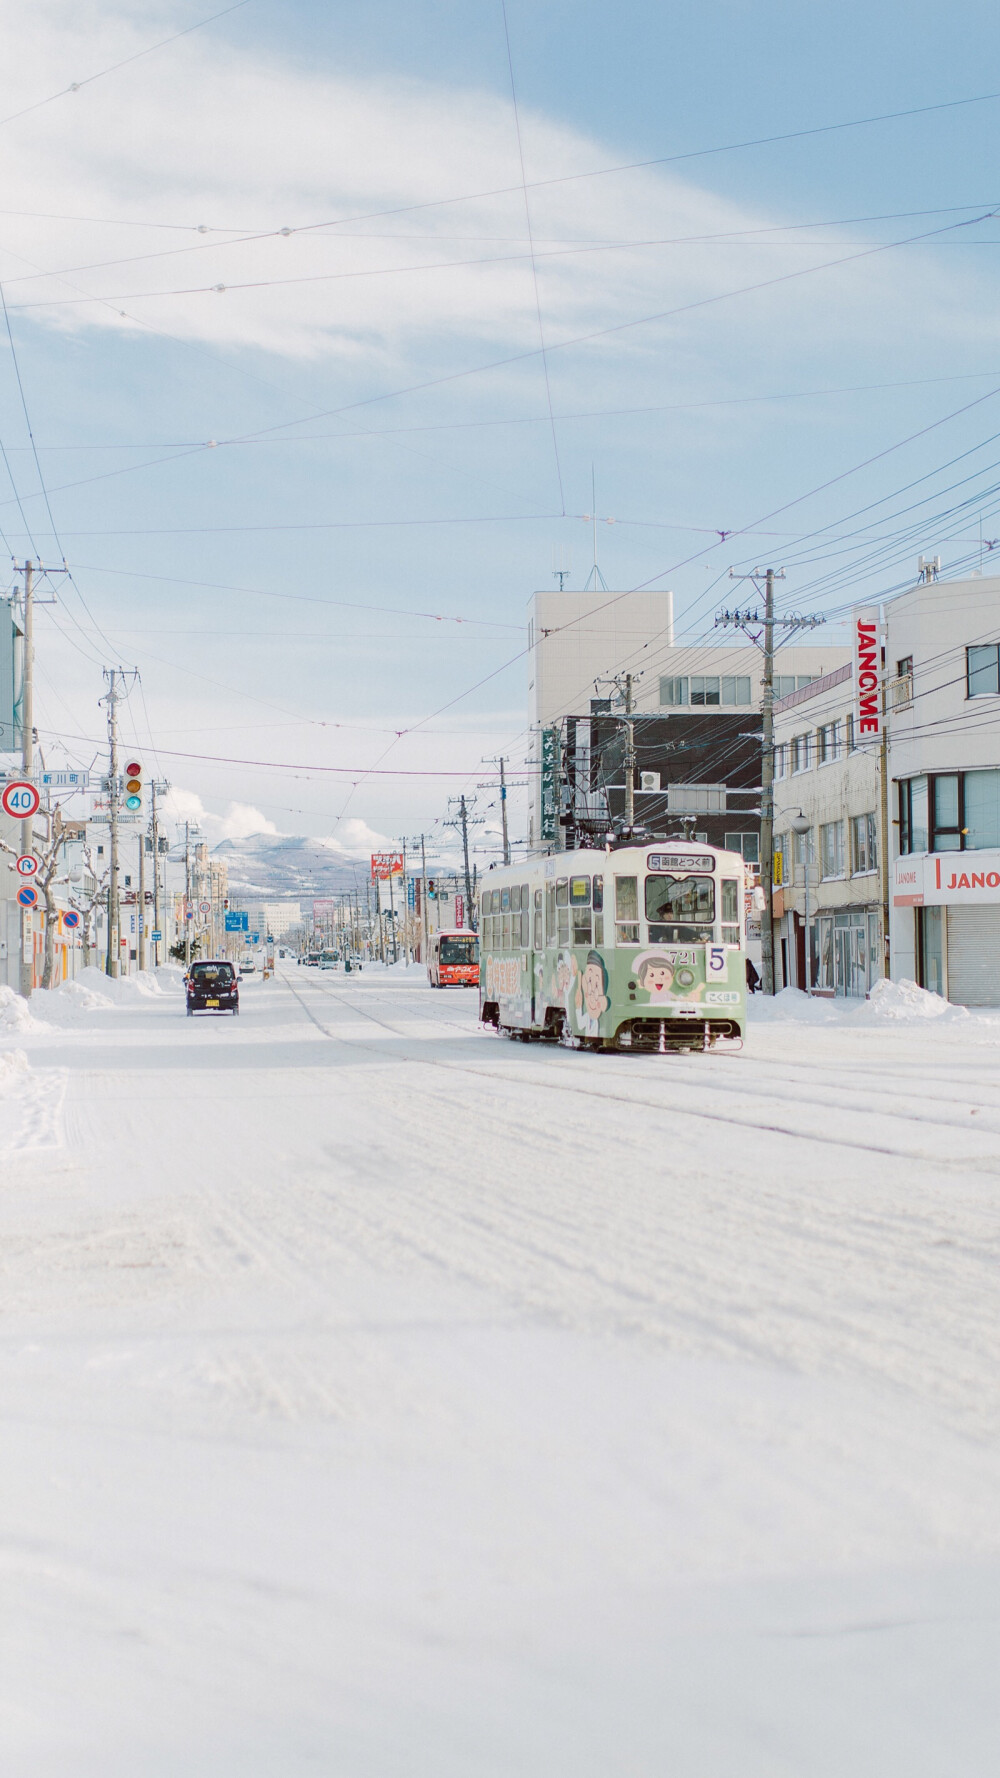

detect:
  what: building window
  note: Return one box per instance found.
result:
[721,675,752,705]
[775,674,816,700]
[724,831,759,864]
[774,743,786,778]
[967,645,1000,697]
[901,769,1000,853]
[932,775,961,851]
[817,721,844,765]
[690,676,721,706]
[660,676,688,706]
[964,769,1000,849]
[851,812,879,874]
[896,656,913,678]
[820,820,845,879]
[899,777,927,854]
[791,733,810,773]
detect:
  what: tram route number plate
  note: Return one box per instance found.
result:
[705,990,740,1005]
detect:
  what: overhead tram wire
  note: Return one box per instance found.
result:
[14,204,996,319]
[0,0,255,130]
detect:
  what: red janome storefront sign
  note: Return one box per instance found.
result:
[893,852,1000,907]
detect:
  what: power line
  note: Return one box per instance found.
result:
[0,0,255,130]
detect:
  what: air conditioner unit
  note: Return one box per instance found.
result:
[639,771,661,793]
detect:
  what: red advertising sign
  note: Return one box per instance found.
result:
[853,608,881,739]
[370,851,403,881]
[455,894,464,928]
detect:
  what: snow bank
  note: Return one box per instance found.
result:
[0,1045,29,1090]
[858,977,968,1023]
[0,985,48,1035]
[750,977,1000,1030]
[72,966,175,1003]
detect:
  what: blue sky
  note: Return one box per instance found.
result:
[2,0,999,858]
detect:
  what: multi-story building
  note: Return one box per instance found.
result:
[887,571,1000,1004]
[772,666,885,997]
[528,585,847,856]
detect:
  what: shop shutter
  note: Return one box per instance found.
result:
[946,906,1000,1005]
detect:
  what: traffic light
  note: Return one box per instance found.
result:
[124,759,142,812]
[427,878,436,898]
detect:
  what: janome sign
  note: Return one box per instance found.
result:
[853,608,882,739]
[893,851,1000,907]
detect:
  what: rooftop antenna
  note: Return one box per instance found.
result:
[582,464,609,592]
[552,543,571,590]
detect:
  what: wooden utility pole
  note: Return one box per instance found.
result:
[717,571,825,997]
[19,561,34,996]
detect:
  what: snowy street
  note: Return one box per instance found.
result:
[2,967,999,1775]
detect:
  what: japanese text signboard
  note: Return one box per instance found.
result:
[370,851,403,881]
[540,726,559,842]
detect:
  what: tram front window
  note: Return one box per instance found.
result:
[645,873,715,943]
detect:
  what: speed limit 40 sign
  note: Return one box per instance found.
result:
[1,780,40,820]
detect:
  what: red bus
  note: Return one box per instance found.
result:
[427,928,480,988]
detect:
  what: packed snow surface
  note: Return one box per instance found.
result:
[2,968,999,1775]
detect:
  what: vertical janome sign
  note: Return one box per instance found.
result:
[854,608,882,738]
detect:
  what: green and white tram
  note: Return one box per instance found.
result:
[479,842,747,1052]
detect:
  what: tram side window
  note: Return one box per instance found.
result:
[570,876,591,945]
[615,875,640,945]
[721,877,741,947]
[593,874,604,945]
[501,888,510,912]
[502,908,511,949]
[534,888,543,951]
[545,882,556,946]
[510,884,520,913]
[521,888,530,947]
[556,877,570,946]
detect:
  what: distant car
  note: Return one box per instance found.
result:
[187,960,239,1016]
[238,961,256,977]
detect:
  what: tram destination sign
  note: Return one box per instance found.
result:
[647,853,715,873]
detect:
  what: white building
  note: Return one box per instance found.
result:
[886,572,1000,1004]
[772,666,884,997]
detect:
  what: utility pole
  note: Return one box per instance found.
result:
[498,757,510,865]
[137,826,146,972]
[595,670,640,838]
[102,667,123,979]
[184,819,192,968]
[443,797,483,924]
[717,571,824,997]
[150,780,164,968]
[18,561,34,996]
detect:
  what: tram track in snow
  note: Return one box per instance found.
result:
[282,972,1000,1177]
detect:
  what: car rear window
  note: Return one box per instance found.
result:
[190,963,234,983]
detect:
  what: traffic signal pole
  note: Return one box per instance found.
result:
[103,667,122,979]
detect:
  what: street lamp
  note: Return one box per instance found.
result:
[790,811,811,992]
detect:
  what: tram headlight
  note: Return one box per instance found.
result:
[675,966,696,989]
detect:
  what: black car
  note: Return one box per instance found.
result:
[186,960,239,1016]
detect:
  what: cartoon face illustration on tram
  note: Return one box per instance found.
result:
[478,844,748,1053]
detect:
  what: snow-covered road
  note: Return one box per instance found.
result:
[2,966,998,1775]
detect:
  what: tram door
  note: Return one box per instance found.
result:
[531,886,543,1023]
